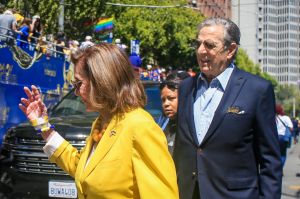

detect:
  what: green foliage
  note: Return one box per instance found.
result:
[235,48,277,87]
[63,0,107,39]
[235,48,300,117]
[6,0,203,68]
[4,0,107,39]
[275,84,300,117]
[106,0,204,69]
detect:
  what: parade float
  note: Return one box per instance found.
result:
[0,37,72,145]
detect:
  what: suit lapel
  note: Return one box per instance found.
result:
[201,68,246,145]
[80,115,121,181]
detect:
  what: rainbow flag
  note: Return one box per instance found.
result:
[95,18,113,32]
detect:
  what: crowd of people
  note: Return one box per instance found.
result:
[0,8,198,82]
[0,9,42,47]
[0,9,93,60]
[16,15,298,199]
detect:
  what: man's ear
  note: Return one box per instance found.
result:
[226,43,238,60]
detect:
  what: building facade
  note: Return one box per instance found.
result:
[189,0,232,18]
[260,0,300,85]
[231,0,258,65]
[232,0,300,85]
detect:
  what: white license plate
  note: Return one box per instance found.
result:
[48,180,77,198]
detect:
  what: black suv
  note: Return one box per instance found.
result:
[0,81,162,199]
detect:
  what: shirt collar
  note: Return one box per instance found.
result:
[197,62,235,91]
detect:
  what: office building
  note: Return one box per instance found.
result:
[232,0,300,85]
[189,0,232,18]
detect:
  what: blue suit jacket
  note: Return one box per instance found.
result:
[173,67,282,199]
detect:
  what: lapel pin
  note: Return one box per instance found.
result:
[109,130,116,137]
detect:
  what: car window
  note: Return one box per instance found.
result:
[50,91,95,117]
[50,83,162,119]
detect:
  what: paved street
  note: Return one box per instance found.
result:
[282,141,300,199]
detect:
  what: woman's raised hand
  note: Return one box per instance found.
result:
[19,85,47,122]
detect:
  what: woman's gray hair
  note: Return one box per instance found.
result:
[198,17,240,49]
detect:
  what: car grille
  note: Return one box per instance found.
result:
[7,137,86,176]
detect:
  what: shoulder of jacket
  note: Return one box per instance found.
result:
[235,67,269,82]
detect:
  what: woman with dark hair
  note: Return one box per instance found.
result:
[16,18,31,48]
[157,71,190,154]
[19,43,179,199]
[30,15,42,47]
[275,104,293,167]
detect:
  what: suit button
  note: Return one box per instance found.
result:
[198,148,202,152]
[192,172,196,177]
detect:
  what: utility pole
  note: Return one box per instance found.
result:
[238,0,240,27]
[58,0,64,32]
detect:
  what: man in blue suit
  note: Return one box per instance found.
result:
[173,17,282,199]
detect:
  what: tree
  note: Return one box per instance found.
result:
[234,48,300,117]
[5,0,107,40]
[105,0,204,69]
[6,0,203,64]
[275,84,300,117]
[235,48,277,87]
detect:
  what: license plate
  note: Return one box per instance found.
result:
[48,180,77,198]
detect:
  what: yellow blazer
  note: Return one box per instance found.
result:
[49,108,179,199]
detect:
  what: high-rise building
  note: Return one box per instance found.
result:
[231,0,258,65]
[189,0,232,18]
[261,0,300,85]
[232,0,300,85]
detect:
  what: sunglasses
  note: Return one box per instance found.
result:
[193,39,221,50]
[160,81,179,90]
[71,80,82,90]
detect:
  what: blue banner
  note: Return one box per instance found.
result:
[0,42,72,145]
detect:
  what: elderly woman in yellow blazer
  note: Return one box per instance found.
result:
[19,43,179,199]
